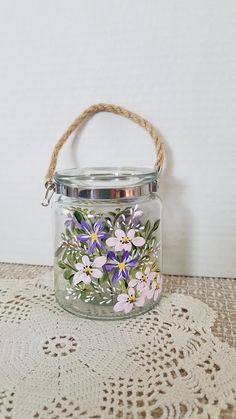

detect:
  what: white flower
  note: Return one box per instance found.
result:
[106,229,145,252]
[113,287,146,314]
[146,274,162,301]
[73,255,106,285]
[129,266,156,290]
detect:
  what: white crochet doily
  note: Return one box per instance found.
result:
[0,271,235,419]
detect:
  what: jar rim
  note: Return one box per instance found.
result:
[54,167,158,199]
[55,167,158,186]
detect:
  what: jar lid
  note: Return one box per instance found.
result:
[54,167,158,199]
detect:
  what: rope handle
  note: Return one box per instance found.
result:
[45,103,164,181]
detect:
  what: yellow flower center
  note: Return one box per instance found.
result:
[121,236,130,244]
[117,262,126,271]
[83,266,93,275]
[90,233,98,242]
[141,274,147,282]
[128,295,136,303]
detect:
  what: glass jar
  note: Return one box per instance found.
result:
[42,103,165,320]
[52,167,162,320]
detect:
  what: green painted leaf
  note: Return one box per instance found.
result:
[71,226,79,236]
[99,271,109,285]
[144,220,151,234]
[63,269,74,280]
[68,276,74,285]
[74,228,83,234]
[151,260,158,270]
[74,210,85,223]
[152,219,160,232]
[67,253,76,266]
[80,289,92,301]
[65,228,73,238]
[58,260,66,269]
[62,250,67,261]
[55,246,64,257]
[103,225,110,233]
[120,278,128,292]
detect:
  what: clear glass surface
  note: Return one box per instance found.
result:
[53,167,162,320]
[54,167,159,188]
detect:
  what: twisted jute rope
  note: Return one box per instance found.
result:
[45,103,164,182]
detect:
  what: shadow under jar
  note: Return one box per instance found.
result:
[53,167,162,320]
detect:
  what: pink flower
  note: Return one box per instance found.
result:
[146,274,162,301]
[129,266,156,290]
[113,288,145,314]
[73,255,106,285]
[106,229,145,252]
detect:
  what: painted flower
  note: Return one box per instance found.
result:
[114,287,145,314]
[73,255,106,285]
[64,213,80,229]
[133,210,143,219]
[77,220,108,253]
[104,251,138,283]
[129,266,156,290]
[106,229,145,252]
[121,207,143,228]
[146,274,162,301]
[130,209,144,228]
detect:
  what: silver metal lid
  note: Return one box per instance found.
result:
[54,167,159,200]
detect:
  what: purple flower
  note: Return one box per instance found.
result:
[130,209,143,228]
[104,251,138,284]
[64,213,80,229]
[122,208,143,228]
[77,219,108,253]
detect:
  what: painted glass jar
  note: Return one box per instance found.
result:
[42,104,164,320]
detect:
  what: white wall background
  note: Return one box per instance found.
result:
[0,0,235,277]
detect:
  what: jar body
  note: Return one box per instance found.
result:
[53,193,162,320]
